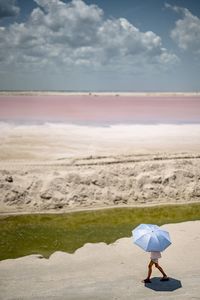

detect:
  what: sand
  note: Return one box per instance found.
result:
[0,107,200,299]
[0,123,200,213]
[0,221,200,299]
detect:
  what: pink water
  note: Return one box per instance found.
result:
[0,95,200,124]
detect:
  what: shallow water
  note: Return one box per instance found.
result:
[0,94,200,124]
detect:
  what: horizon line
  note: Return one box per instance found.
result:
[0,91,200,97]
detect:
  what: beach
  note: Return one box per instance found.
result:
[0,93,200,299]
[0,221,200,299]
[0,121,200,213]
[0,92,200,214]
[0,0,200,297]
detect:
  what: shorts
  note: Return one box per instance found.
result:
[151,258,158,263]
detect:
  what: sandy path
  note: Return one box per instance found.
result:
[0,221,199,299]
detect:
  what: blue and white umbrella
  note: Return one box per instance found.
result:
[132,224,171,252]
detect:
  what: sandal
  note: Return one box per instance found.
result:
[160,276,169,281]
[142,278,151,283]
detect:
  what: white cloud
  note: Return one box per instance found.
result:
[166,3,200,54]
[0,0,178,74]
[0,0,20,18]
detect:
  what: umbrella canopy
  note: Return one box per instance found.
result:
[132,224,171,252]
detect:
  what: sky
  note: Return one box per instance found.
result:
[0,0,199,91]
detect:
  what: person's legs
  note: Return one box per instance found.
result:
[155,262,169,280]
[142,260,154,283]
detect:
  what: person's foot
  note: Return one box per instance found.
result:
[160,276,169,281]
[142,278,151,283]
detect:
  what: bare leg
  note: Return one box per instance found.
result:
[155,263,167,276]
[155,263,169,280]
[142,260,154,283]
[142,261,169,283]
[147,261,154,279]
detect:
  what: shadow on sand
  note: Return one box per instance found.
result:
[144,277,182,292]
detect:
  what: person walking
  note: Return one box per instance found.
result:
[142,251,169,283]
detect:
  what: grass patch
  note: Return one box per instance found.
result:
[0,203,200,261]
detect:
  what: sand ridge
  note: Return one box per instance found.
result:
[1,152,200,214]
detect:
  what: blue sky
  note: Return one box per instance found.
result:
[0,0,199,91]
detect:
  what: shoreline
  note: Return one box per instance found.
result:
[0,91,200,97]
[0,201,199,217]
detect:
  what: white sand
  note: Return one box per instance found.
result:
[0,122,200,160]
[0,221,199,299]
[0,122,200,213]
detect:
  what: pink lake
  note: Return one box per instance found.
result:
[0,95,200,124]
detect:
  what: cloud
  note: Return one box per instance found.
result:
[0,0,20,19]
[0,0,178,74]
[166,3,200,54]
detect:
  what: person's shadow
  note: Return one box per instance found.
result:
[144,277,182,291]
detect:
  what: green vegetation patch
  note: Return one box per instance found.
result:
[0,203,200,261]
